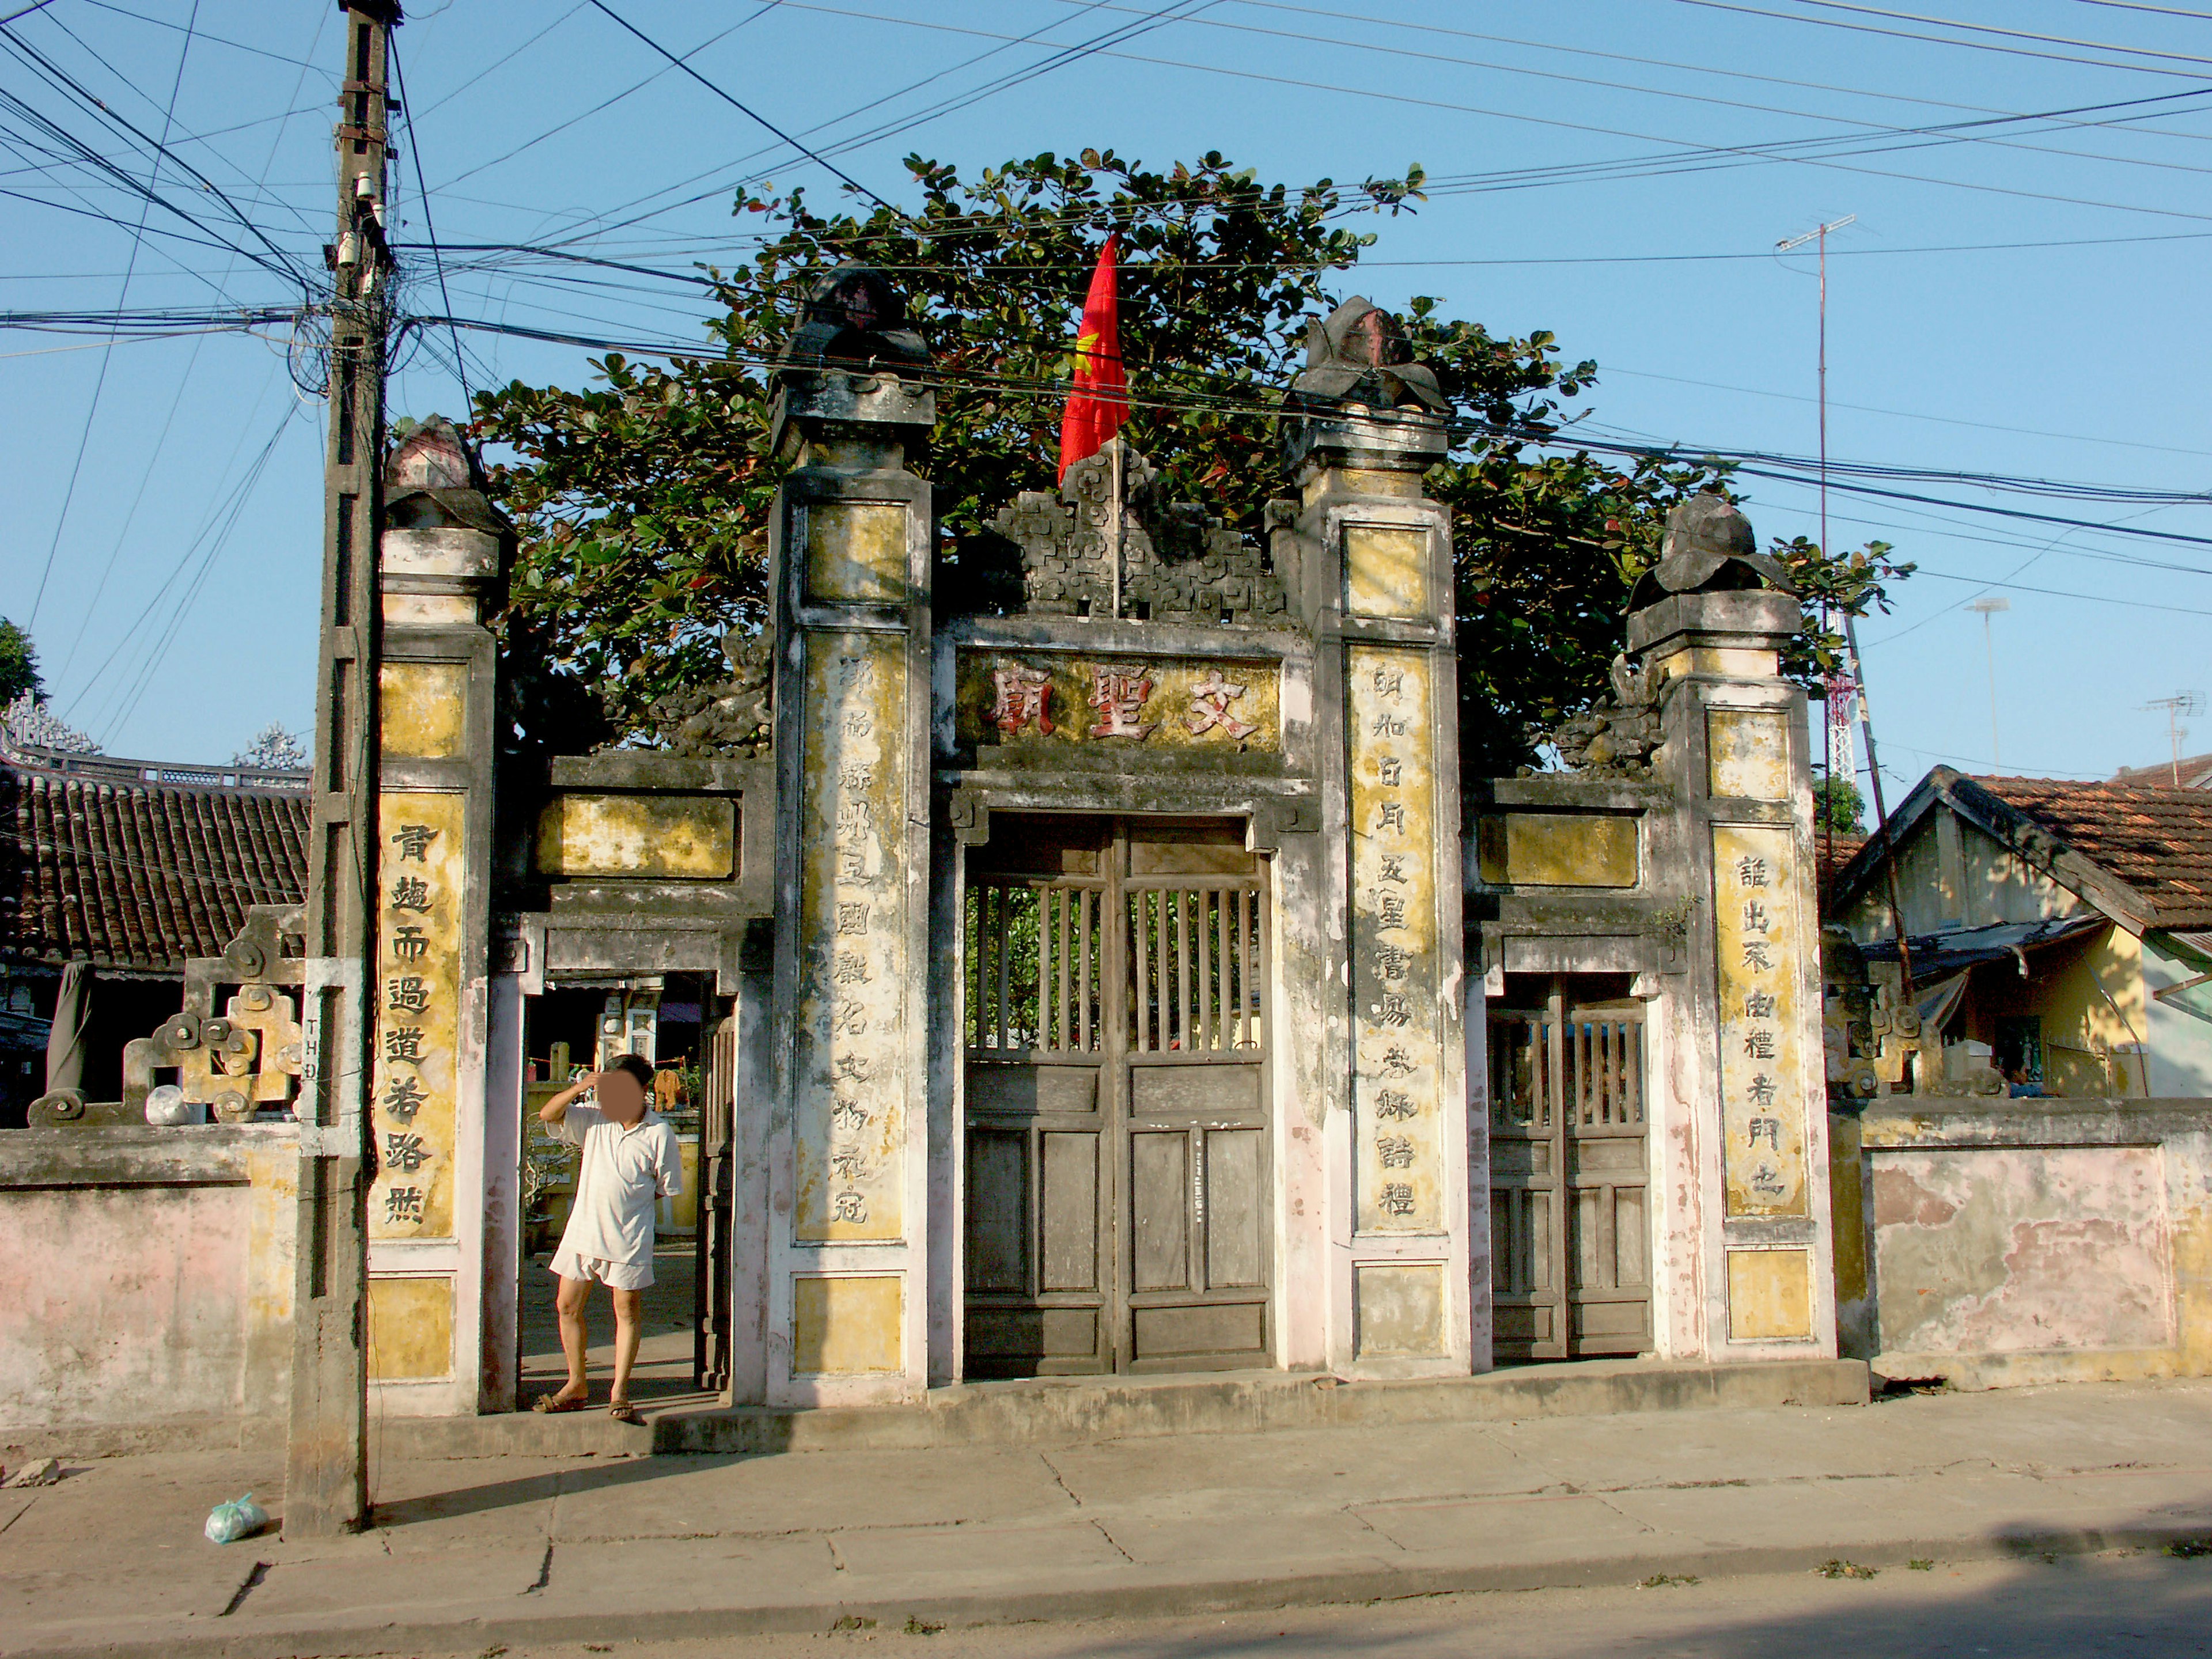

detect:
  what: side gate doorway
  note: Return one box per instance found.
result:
[961,816,1271,1378]
[1487,974,1652,1361]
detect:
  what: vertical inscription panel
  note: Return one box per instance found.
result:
[370,790,466,1241]
[794,633,907,1243]
[1712,824,1808,1218]
[1347,644,1442,1234]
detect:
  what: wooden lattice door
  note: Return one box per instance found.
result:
[1488,977,1650,1360]
[963,817,1271,1377]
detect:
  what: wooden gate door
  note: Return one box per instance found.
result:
[963,817,1271,1377]
[1488,978,1650,1360]
[694,1012,737,1391]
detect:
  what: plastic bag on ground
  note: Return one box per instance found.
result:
[204,1493,267,1544]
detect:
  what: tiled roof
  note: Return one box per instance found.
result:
[0,760,308,974]
[1970,775,2212,928]
[2112,751,2212,789]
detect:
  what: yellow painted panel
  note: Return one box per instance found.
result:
[794,636,908,1243]
[791,1274,903,1374]
[1707,709,1791,801]
[1713,823,1809,1219]
[1651,645,1780,685]
[370,791,466,1240]
[1343,524,1427,619]
[953,653,1281,753]
[368,1275,455,1380]
[379,661,468,759]
[806,501,908,604]
[1349,645,1442,1234]
[533,794,737,879]
[1479,813,1639,888]
[1355,1263,1446,1358]
[382,592,476,627]
[1726,1248,1813,1342]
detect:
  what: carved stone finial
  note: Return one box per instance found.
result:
[1547,652,1662,775]
[1287,297,1448,416]
[384,415,511,537]
[1627,489,1796,610]
[775,264,930,382]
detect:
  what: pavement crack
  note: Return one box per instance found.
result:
[523,1542,553,1594]
[1090,1517,1135,1564]
[1037,1449,1082,1510]
[1343,1506,1407,1553]
[827,1533,849,1573]
[0,1494,37,1539]
[218,1561,269,1618]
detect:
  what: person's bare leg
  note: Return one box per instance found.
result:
[552,1275,591,1404]
[610,1287,645,1405]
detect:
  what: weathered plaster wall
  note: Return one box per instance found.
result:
[2039,928,2149,1097]
[0,1127,297,1448]
[1857,1099,2212,1388]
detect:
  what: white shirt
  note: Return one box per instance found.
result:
[550,1103,683,1267]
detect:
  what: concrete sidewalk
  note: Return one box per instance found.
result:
[7,1378,2212,1659]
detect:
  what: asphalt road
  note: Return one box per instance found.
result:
[472,1551,2212,1659]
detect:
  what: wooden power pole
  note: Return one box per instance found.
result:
[288,0,399,1540]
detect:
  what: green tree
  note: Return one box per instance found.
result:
[472,150,1908,771]
[0,619,43,707]
[1815,774,1868,835]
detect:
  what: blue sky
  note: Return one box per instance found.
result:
[3,0,2207,791]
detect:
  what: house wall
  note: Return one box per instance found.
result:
[0,1125,297,1451]
[1852,1098,2212,1388]
[2145,937,2212,1098]
[1839,812,2081,944]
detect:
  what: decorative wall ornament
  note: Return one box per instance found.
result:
[645,628,774,757]
[120,904,307,1123]
[1549,653,1662,775]
[991,444,1291,626]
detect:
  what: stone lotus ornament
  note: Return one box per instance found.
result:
[384,414,512,537]
[1286,297,1449,416]
[774,264,930,383]
[1627,488,1797,612]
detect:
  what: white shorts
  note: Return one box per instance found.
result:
[550,1248,654,1290]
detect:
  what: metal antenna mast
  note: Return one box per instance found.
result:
[2145,692,2205,786]
[1777,215,1854,878]
[1967,596,2010,767]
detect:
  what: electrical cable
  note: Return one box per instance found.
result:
[388,39,472,405]
[26,0,200,635]
[1669,0,2212,78]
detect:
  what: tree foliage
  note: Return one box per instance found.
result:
[1815,774,1868,835]
[472,150,1910,772]
[0,619,43,708]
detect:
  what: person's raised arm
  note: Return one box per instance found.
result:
[538,1070,603,1127]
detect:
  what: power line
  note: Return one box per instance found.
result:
[388,39,472,404]
[579,0,897,214]
[26,0,201,634]
[1775,0,2212,68]
[1671,0,2212,78]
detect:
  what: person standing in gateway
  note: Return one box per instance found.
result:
[533,1053,683,1423]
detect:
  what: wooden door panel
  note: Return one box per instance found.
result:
[1131,1300,1265,1365]
[1039,1131,1099,1293]
[1205,1128,1265,1289]
[964,1128,1028,1294]
[1130,1130,1191,1293]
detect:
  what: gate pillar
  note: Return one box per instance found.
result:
[764,332,935,1404]
[366,418,512,1413]
[1285,405,1475,1377]
[1627,495,1838,1361]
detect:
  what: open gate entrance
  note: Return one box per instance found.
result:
[963,816,1270,1377]
[1488,974,1652,1361]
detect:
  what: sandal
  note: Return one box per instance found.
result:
[607,1401,643,1426]
[533,1392,589,1414]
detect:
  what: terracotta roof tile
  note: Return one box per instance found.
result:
[0,762,308,973]
[1970,774,2212,926]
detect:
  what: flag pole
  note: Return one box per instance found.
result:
[1109,434,1124,620]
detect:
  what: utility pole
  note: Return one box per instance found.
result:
[1967,595,2009,768]
[1776,215,1854,881]
[289,0,398,1540]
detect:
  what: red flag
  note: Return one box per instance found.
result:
[1058,234,1127,481]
